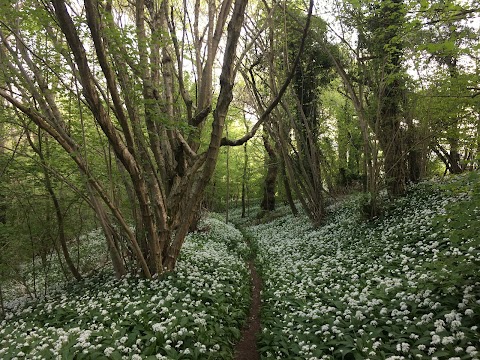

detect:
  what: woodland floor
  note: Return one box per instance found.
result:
[1,174,480,359]
[234,246,262,359]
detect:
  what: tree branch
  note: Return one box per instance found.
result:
[221,0,314,147]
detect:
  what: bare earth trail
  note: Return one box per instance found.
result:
[233,253,262,360]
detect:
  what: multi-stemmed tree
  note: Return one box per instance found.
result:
[1,0,250,277]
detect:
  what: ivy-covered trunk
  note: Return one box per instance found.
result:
[366,0,408,197]
[378,117,406,197]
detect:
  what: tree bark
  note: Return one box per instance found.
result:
[260,134,278,211]
[225,124,231,222]
[241,141,248,218]
[377,116,406,196]
[281,159,298,216]
[405,114,425,183]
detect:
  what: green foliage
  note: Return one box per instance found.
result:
[321,87,363,187]
[207,107,264,212]
[0,116,104,297]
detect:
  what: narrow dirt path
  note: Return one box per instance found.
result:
[234,257,262,360]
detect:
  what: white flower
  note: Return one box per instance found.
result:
[355,310,366,320]
[104,347,115,356]
[451,320,461,329]
[466,346,478,356]
[444,310,458,323]
[396,343,410,353]
[152,323,166,333]
[434,319,446,332]
[441,336,454,345]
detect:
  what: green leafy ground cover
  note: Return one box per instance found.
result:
[0,217,250,359]
[234,173,480,360]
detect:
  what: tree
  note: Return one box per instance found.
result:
[260,132,277,211]
[1,0,249,277]
[235,1,329,224]
[409,0,480,174]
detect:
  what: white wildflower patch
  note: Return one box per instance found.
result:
[0,214,249,358]
[237,174,480,359]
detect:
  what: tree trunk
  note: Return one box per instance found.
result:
[445,58,464,174]
[405,115,425,183]
[162,0,249,271]
[260,134,278,211]
[241,141,248,218]
[271,115,323,225]
[448,137,463,174]
[337,101,349,187]
[225,123,230,222]
[378,120,406,196]
[370,0,407,197]
[281,159,298,216]
[89,193,127,278]
[241,112,249,218]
